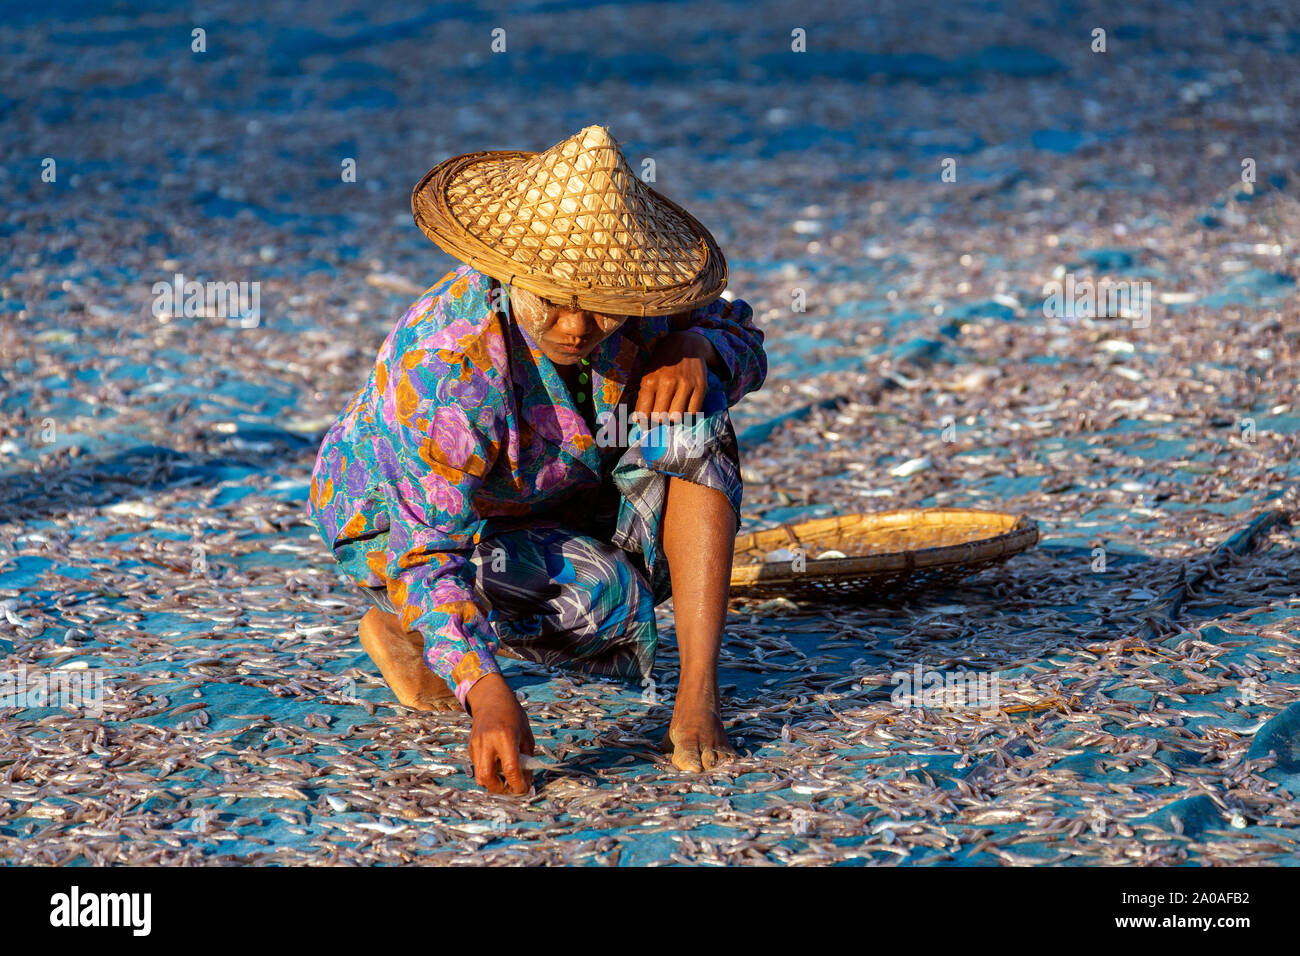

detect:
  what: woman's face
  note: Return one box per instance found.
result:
[508,286,630,365]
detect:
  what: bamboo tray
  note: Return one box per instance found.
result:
[730,508,1039,602]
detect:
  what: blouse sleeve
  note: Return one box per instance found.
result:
[668,296,768,407]
[379,345,506,711]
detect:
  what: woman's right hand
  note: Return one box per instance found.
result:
[466,673,535,794]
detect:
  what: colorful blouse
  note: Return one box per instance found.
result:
[309,263,767,706]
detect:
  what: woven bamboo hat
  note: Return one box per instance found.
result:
[411,125,727,317]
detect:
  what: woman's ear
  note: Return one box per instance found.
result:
[667,310,694,332]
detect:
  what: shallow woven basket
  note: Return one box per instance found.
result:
[730,508,1039,603]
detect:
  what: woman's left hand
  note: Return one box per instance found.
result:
[636,331,719,420]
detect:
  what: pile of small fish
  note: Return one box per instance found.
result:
[2,0,1299,864]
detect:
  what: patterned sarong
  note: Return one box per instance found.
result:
[353,371,742,692]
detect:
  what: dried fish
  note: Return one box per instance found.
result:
[1,0,1298,868]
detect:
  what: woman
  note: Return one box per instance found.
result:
[309,126,767,793]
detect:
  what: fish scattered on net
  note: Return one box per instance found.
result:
[2,0,1299,865]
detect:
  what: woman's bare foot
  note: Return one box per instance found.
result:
[357,608,459,712]
[661,684,736,772]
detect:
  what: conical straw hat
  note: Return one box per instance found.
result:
[411,125,727,317]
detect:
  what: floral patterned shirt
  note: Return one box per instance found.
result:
[309,263,767,706]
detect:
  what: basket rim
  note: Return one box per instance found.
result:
[730,508,1039,589]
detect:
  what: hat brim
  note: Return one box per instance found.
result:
[411,149,728,317]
